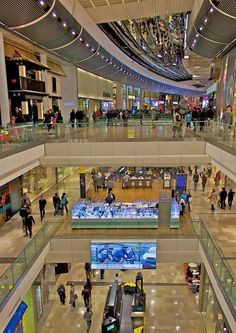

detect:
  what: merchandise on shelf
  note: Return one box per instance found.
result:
[71,200,159,220]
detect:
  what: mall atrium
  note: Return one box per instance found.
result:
[0,0,236,332]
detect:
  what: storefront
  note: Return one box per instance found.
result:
[77,68,113,112]
[57,167,79,182]
[21,166,57,202]
[200,270,232,333]
[0,177,21,225]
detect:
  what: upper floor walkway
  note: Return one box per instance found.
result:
[1,120,236,157]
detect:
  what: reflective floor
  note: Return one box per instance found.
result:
[38,263,204,333]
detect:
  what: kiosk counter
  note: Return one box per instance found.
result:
[71,201,158,229]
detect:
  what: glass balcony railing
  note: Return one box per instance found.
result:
[0,120,236,156]
[192,217,236,317]
[0,222,59,309]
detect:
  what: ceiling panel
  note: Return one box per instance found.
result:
[125,2,142,20]
[169,0,182,15]
[139,0,153,19]
[85,7,103,22]
[95,5,116,22]
[110,4,128,21]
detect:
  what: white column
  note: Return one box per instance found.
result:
[0,32,10,126]
[115,82,123,109]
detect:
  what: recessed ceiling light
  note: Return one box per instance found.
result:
[71,31,76,35]
[52,12,57,17]
[97,52,100,55]
[157,54,162,58]
[199,26,203,31]
[210,7,214,13]
[39,0,45,5]
[86,43,89,47]
[91,48,95,52]
[63,22,67,27]
[204,18,208,23]
[79,37,83,42]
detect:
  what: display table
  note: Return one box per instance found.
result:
[123,177,152,189]
[71,200,158,229]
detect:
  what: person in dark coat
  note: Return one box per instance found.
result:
[25,214,35,238]
[70,109,76,127]
[219,188,227,209]
[39,195,47,221]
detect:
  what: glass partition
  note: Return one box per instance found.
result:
[0,221,59,308]
[193,218,236,314]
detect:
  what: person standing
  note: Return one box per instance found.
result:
[114,273,119,283]
[82,284,91,307]
[84,262,91,279]
[107,179,114,194]
[39,195,47,221]
[208,189,218,212]
[207,164,212,178]
[215,171,221,187]
[219,188,227,209]
[61,193,68,214]
[172,109,182,138]
[53,193,61,215]
[69,283,76,308]
[123,173,130,189]
[193,173,199,191]
[84,307,93,333]
[57,283,66,305]
[222,105,233,132]
[25,214,35,238]
[100,269,105,279]
[186,190,192,212]
[228,189,235,209]
[201,174,207,192]
[70,109,76,127]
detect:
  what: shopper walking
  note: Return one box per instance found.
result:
[57,283,66,305]
[201,174,207,192]
[114,273,119,283]
[193,172,199,191]
[19,204,29,233]
[53,193,60,215]
[208,189,218,212]
[39,195,47,221]
[228,189,235,209]
[69,283,76,308]
[82,284,91,307]
[61,193,68,214]
[25,214,35,238]
[220,188,227,209]
[84,307,93,332]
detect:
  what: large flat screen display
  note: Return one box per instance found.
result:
[91,241,157,269]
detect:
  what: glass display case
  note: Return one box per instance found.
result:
[71,200,158,229]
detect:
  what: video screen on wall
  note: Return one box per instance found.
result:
[91,241,157,269]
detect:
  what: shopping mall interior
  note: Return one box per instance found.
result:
[1,1,236,333]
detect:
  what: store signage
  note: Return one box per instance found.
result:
[103,92,111,98]
[175,173,187,193]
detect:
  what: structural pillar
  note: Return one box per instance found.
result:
[115,82,123,109]
[79,166,86,199]
[0,32,10,126]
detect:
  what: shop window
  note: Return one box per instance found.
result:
[52,77,57,93]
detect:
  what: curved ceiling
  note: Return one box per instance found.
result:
[99,14,192,82]
[187,0,236,58]
[0,0,205,95]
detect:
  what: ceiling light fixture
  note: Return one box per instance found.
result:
[52,12,57,17]
[86,43,89,47]
[91,48,95,52]
[204,18,208,23]
[199,26,203,31]
[39,0,45,5]
[79,38,83,42]
[63,22,67,27]
[195,34,199,37]
[97,52,100,55]
[71,31,76,35]
[210,7,214,13]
